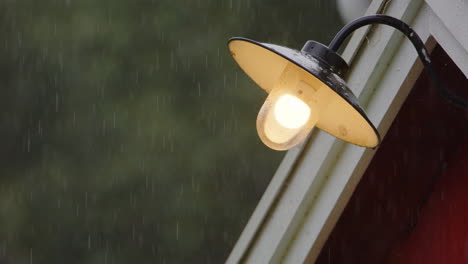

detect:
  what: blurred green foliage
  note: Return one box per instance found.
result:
[0,0,341,263]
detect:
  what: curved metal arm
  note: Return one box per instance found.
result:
[329,15,468,109]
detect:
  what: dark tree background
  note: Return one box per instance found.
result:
[0,0,341,263]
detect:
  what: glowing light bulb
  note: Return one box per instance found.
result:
[255,64,320,150]
[273,94,311,129]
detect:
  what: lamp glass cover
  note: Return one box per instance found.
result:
[257,63,320,150]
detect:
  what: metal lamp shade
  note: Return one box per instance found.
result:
[228,37,380,148]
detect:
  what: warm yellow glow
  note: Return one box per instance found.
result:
[255,63,321,150]
[257,87,319,150]
[273,94,311,129]
[229,40,381,148]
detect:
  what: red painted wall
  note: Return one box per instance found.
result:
[387,140,468,263]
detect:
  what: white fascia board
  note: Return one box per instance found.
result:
[285,5,435,263]
[426,0,468,77]
[225,0,387,262]
[276,1,429,263]
[426,0,468,56]
[225,0,467,263]
[340,0,390,64]
[286,3,468,262]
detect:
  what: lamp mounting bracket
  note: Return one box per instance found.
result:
[328,14,468,109]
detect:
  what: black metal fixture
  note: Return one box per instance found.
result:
[228,15,468,151]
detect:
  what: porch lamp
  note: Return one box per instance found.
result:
[228,15,468,151]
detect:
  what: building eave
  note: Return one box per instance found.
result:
[227,0,468,262]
